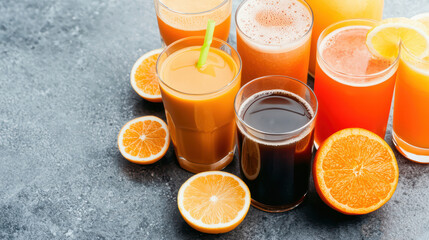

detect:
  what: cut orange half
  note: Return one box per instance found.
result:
[117,116,169,164]
[177,171,251,234]
[313,128,399,215]
[130,48,163,102]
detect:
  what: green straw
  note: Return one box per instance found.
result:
[197,19,216,68]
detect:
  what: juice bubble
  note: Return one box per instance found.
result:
[236,0,312,47]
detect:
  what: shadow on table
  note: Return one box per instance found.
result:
[298,181,365,227]
[131,98,166,120]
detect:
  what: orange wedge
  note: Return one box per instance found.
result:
[130,48,163,102]
[313,128,399,215]
[177,171,251,234]
[117,116,169,164]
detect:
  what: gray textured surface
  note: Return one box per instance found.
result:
[1,0,429,239]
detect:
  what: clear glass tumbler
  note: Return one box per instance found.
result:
[234,75,318,212]
[156,36,242,173]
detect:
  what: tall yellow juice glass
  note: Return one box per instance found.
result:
[307,0,384,76]
[156,37,241,173]
[235,0,313,85]
[392,44,429,163]
[154,0,232,46]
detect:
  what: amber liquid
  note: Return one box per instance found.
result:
[237,90,314,210]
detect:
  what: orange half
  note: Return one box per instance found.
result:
[130,48,163,102]
[117,116,169,164]
[177,171,251,234]
[313,128,399,215]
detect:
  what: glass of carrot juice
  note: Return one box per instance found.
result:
[392,44,429,163]
[156,36,241,173]
[306,0,384,76]
[235,0,313,85]
[314,19,399,148]
[154,0,232,46]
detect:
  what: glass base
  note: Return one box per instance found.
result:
[251,192,307,213]
[392,130,429,163]
[177,150,235,173]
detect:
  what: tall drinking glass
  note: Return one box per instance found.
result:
[154,0,232,46]
[306,0,384,76]
[235,76,318,212]
[156,37,241,173]
[235,0,313,85]
[392,44,429,163]
[314,19,399,148]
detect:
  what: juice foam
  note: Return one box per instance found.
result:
[236,0,312,47]
[319,26,396,86]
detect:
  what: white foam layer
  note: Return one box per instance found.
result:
[318,26,398,87]
[237,90,314,146]
[236,0,312,52]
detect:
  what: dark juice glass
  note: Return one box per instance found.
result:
[234,76,318,212]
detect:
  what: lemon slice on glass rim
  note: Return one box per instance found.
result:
[366,17,429,60]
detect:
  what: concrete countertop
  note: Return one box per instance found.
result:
[1,0,429,239]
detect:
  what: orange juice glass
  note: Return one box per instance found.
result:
[392,44,429,163]
[156,37,241,173]
[314,19,398,148]
[235,0,313,85]
[154,0,232,46]
[306,0,383,76]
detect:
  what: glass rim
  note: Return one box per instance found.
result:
[234,75,318,137]
[401,42,429,65]
[155,0,229,15]
[316,18,400,79]
[156,36,242,96]
[234,0,314,47]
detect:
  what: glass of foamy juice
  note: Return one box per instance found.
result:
[313,19,399,148]
[235,0,313,85]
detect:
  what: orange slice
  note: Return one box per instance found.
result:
[130,48,163,102]
[313,128,399,215]
[366,18,429,60]
[177,171,251,234]
[117,116,169,164]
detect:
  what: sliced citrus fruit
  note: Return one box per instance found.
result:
[313,128,399,215]
[412,12,429,28]
[366,17,429,59]
[177,171,251,234]
[130,48,163,102]
[117,116,169,164]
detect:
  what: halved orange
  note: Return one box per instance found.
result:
[313,128,399,215]
[130,48,163,102]
[177,171,251,234]
[117,116,169,164]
